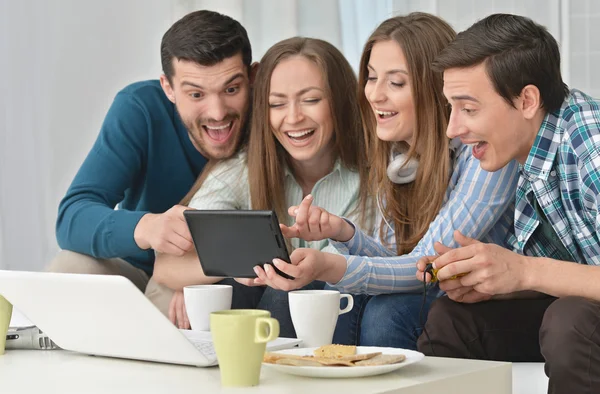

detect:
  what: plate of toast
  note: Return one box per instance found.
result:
[262,344,424,378]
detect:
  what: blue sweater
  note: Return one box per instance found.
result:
[56,80,207,274]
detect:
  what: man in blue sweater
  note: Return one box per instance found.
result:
[50,11,262,316]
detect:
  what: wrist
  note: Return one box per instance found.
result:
[519,255,539,291]
[134,213,155,250]
[335,221,355,243]
[319,253,347,284]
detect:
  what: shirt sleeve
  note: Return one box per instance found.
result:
[55,91,151,258]
[329,151,519,295]
[329,220,396,257]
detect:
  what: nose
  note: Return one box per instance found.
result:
[204,95,228,122]
[366,80,386,104]
[446,109,468,139]
[286,102,304,124]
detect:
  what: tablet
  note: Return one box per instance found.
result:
[183,210,293,279]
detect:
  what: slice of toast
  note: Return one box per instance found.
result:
[337,352,381,362]
[275,358,323,367]
[264,352,308,363]
[313,344,357,359]
[353,354,406,366]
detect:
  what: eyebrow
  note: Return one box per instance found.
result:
[269,86,323,98]
[367,64,408,76]
[450,95,480,103]
[180,73,246,90]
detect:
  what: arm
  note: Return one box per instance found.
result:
[525,257,600,300]
[330,154,520,295]
[56,91,151,258]
[152,251,222,290]
[152,157,247,290]
[329,221,396,257]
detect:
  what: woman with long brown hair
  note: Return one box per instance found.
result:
[248,13,519,349]
[151,36,372,337]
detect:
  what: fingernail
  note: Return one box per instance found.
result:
[264,264,272,274]
[432,262,437,269]
[306,194,313,200]
[253,266,260,275]
[294,209,298,215]
[273,259,282,267]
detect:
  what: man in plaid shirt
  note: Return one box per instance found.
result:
[416,14,600,393]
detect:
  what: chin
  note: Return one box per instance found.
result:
[479,158,503,173]
[375,129,397,142]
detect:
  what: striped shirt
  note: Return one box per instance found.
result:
[508,89,600,265]
[188,152,365,254]
[329,143,519,294]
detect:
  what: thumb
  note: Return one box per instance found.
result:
[289,248,310,265]
[280,223,299,239]
[454,230,480,247]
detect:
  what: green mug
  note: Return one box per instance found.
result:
[210,309,279,387]
[0,295,13,355]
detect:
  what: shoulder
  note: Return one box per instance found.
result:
[114,80,174,111]
[560,90,600,164]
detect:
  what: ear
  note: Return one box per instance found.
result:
[520,84,541,120]
[249,62,260,86]
[159,74,176,103]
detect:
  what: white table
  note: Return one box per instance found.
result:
[0,350,511,394]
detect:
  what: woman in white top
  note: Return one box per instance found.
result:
[241,13,519,349]
[151,37,373,337]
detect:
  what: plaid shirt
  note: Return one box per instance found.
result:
[508,89,600,266]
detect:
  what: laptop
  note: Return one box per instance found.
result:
[0,270,301,367]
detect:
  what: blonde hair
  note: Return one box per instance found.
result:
[357,13,456,254]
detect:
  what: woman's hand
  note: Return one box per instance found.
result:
[280,194,355,242]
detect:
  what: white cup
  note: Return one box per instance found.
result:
[183,284,232,331]
[288,290,353,348]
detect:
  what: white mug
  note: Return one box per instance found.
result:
[183,284,232,331]
[288,290,353,348]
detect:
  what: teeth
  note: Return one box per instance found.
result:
[375,110,397,116]
[205,122,231,130]
[466,142,486,148]
[287,129,314,138]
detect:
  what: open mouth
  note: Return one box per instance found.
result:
[285,129,315,143]
[468,141,488,159]
[202,121,234,144]
[375,109,398,120]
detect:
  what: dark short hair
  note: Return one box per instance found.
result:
[160,10,252,81]
[432,13,569,113]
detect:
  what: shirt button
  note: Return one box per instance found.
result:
[518,235,524,242]
[550,171,556,177]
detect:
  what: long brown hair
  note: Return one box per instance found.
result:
[357,13,456,254]
[248,37,371,228]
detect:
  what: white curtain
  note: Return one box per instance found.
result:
[0,0,595,271]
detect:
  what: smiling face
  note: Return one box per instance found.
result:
[443,63,535,171]
[160,54,250,159]
[268,55,335,167]
[364,40,416,145]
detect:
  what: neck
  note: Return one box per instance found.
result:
[290,151,336,196]
[516,111,547,164]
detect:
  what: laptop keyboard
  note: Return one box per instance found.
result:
[189,339,216,359]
